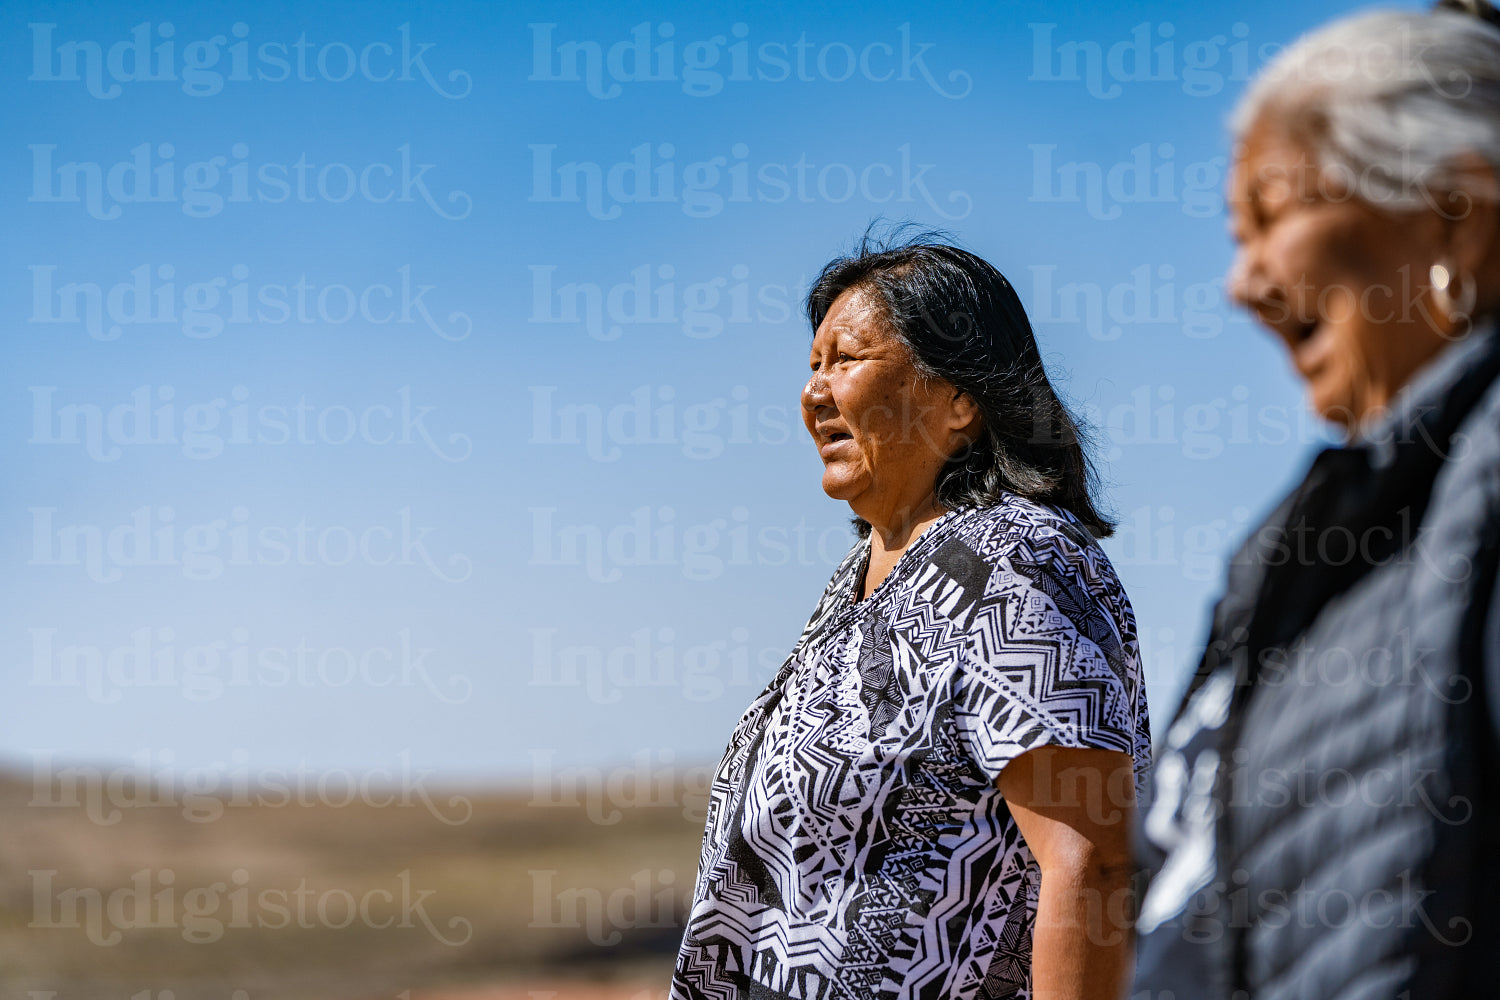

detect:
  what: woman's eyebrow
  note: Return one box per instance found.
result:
[829,323,872,346]
[1233,184,1269,233]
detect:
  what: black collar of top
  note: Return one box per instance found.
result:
[1174,323,1500,709]
[1244,323,1500,665]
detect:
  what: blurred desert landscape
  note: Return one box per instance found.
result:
[0,763,707,1000]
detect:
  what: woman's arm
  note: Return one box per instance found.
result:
[997,745,1137,1000]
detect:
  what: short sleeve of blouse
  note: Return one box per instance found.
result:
[949,513,1144,783]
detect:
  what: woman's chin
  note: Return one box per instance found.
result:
[820,470,868,502]
[1307,381,1359,429]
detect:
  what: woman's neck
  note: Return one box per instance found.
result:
[859,499,948,600]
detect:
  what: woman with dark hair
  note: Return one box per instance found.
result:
[671,233,1151,1000]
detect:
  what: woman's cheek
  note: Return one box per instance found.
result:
[1311,353,1356,426]
[1320,282,1359,326]
[1269,226,1320,296]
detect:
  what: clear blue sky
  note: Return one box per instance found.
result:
[2,0,1395,786]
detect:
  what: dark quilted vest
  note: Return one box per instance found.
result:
[1135,329,1500,1000]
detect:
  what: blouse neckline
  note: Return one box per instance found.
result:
[844,506,973,611]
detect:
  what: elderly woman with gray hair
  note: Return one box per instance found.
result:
[1135,2,1500,998]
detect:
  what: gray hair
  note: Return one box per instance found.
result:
[1232,7,1500,213]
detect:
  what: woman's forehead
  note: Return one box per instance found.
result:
[1234,120,1319,186]
[816,287,887,338]
[1226,129,1327,225]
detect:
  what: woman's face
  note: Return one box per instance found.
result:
[1226,119,1453,428]
[801,286,975,525]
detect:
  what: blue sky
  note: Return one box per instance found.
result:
[2,0,1394,786]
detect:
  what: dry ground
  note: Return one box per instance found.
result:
[0,768,705,1000]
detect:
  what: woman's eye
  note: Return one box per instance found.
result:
[1253,193,1297,230]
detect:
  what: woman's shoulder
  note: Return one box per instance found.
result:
[950,493,1109,565]
[949,494,1134,620]
[948,497,1146,757]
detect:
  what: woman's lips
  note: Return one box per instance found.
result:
[818,433,853,459]
[1289,321,1329,377]
[1261,312,1325,377]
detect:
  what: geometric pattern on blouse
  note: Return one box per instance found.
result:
[671,495,1152,1000]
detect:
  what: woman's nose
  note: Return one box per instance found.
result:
[802,370,831,410]
[1226,247,1255,310]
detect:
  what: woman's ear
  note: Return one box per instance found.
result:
[951,389,983,436]
[1439,152,1499,285]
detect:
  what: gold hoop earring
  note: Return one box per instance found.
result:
[1430,261,1476,335]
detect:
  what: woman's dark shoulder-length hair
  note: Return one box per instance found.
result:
[806,228,1115,539]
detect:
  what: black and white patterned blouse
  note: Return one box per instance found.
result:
[671,494,1152,1000]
